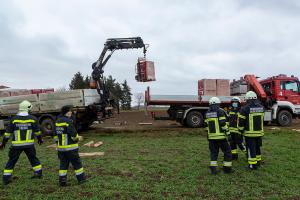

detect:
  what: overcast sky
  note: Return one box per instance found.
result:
[1,0,300,99]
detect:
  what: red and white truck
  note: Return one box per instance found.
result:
[145,74,300,128]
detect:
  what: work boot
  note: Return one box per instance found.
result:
[248,164,257,170]
[59,176,67,187]
[31,171,43,179]
[223,166,233,174]
[3,176,12,185]
[257,161,264,167]
[232,154,238,160]
[77,173,87,184]
[59,181,67,187]
[209,166,218,175]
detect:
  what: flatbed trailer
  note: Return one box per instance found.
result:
[145,74,300,128]
[145,87,250,128]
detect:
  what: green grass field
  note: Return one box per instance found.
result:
[0,128,299,200]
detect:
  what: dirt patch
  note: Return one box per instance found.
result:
[91,110,300,132]
[94,110,181,130]
[78,191,94,198]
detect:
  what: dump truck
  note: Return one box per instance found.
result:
[0,89,101,135]
[145,74,300,128]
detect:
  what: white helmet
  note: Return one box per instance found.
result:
[209,97,221,105]
[245,91,257,100]
[19,100,32,112]
[231,96,241,103]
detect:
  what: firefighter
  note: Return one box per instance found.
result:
[238,91,264,170]
[228,96,246,160]
[0,100,43,185]
[205,97,233,174]
[54,105,86,186]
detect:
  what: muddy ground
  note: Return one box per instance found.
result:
[93,110,181,130]
[92,110,300,131]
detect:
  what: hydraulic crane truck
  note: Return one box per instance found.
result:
[0,37,153,135]
[90,37,153,120]
[145,74,300,128]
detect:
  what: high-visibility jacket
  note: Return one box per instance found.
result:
[238,100,264,137]
[3,115,41,148]
[228,107,241,134]
[204,106,229,140]
[54,116,79,151]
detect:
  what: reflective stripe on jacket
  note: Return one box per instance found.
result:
[4,115,41,147]
[55,116,79,151]
[238,101,264,137]
[228,109,241,134]
[205,107,228,140]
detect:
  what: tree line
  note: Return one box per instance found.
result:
[69,72,132,110]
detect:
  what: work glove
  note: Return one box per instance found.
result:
[37,137,43,145]
[72,136,79,142]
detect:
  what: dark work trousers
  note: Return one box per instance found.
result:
[209,139,232,167]
[58,149,85,182]
[3,146,42,181]
[230,133,246,154]
[245,137,262,166]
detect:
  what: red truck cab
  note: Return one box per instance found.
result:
[260,74,300,105]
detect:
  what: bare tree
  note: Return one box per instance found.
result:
[134,93,144,110]
[56,86,68,92]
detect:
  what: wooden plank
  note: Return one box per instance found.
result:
[93,141,103,147]
[83,141,94,147]
[46,144,57,148]
[79,152,105,157]
[138,122,153,125]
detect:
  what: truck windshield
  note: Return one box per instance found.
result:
[284,81,299,92]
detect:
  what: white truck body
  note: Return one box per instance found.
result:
[0,89,100,132]
[0,89,99,116]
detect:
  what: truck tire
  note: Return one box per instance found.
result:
[277,110,292,126]
[185,111,203,128]
[77,122,91,132]
[40,118,55,135]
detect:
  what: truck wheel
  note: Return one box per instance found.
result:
[185,111,203,128]
[77,122,90,132]
[277,110,292,126]
[40,118,55,135]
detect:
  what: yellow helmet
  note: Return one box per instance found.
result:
[19,100,32,112]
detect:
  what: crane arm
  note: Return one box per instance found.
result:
[90,37,148,121]
[92,37,147,78]
[244,74,267,99]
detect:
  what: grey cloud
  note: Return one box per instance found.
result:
[0,0,300,95]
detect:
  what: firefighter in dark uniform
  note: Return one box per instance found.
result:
[0,100,43,185]
[228,96,246,160]
[54,106,86,186]
[238,91,264,169]
[205,97,233,174]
